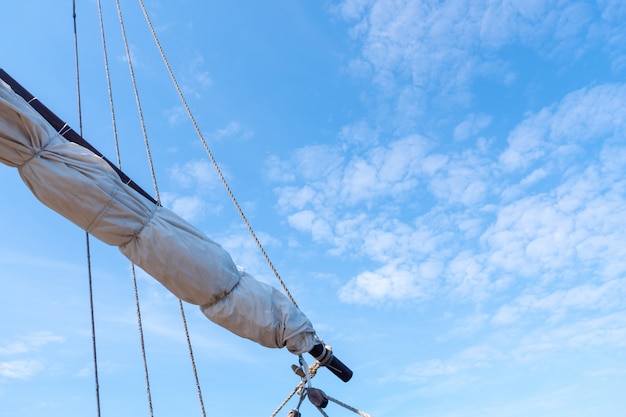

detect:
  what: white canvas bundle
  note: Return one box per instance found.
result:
[0,79,316,355]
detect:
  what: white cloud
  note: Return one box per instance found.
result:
[492,279,626,326]
[264,155,296,183]
[339,120,380,146]
[428,151,492,206]
[0,332,64,355]
[287,210,316,232]
[511,312,626,361]
[520,167,548,186]
[445,250,492,302]
[293,144,345,181]
[169,159,219,190]
[395,310,626,387]
[453,113,492,141]
[163,159,225,221]
[166,194,206,222]
[216,229,282,283]
[180,52,213,99]
[339,261,435,304]
[500,84,626,173]
[213,121,254,142]
[277,185,319,211]
[277,135,428,210]
[269,82,626,311]
[0,360,43,380]
[499,114,550,172]
[0,332,64,381]
[333,0,373,21]
[335,0,622,124]
[165,105,187,126]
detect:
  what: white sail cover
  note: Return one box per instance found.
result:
[0,77,316,355]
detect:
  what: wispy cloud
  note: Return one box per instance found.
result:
[0,360,43,380]
[0,332,65,355]
[162,159,224,221]
[500,84,626,173]
[271,82,626,308]
[169,159,219,190]
[492,279,626,326]
[454,113,492,142]
[335,0,615,101]
[0,332,64,380]
[212,121,254,142]
[395,310,626,387]
[180,52,213,99]
[216,228,282,284]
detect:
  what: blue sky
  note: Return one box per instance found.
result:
[1,0,626,416]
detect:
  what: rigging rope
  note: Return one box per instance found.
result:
[105,2,156,415]
[76,2,369,416]
[133,5,373,416]
[72,2,102,416]
[95,0,122,169]
[131,266,155,417]
[115,0,161,204]
[136,0,300,310]
[110,1,207,415]
[95,1,156,415]
[177,300,208,417]
[271,360,373,417]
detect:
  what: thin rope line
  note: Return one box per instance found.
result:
[115,0,161,203]
[178,300,207,417]
[326,395,373,417]
[270,362,322,417]
[315,405,330,417]
[270,387,299,417]
[85,232,102,417]
[73,2,102,416]
[72,0,83,136]
[131,266,155,417]
[100,2,157,415]
[114,2,207,415]
[136,0,300,310]
[96,0,122,168]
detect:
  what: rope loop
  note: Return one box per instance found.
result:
[272,358,373,417]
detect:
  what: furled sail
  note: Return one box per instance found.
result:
[0,69,316,355]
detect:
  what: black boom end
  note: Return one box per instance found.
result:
[309,344,353,382]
